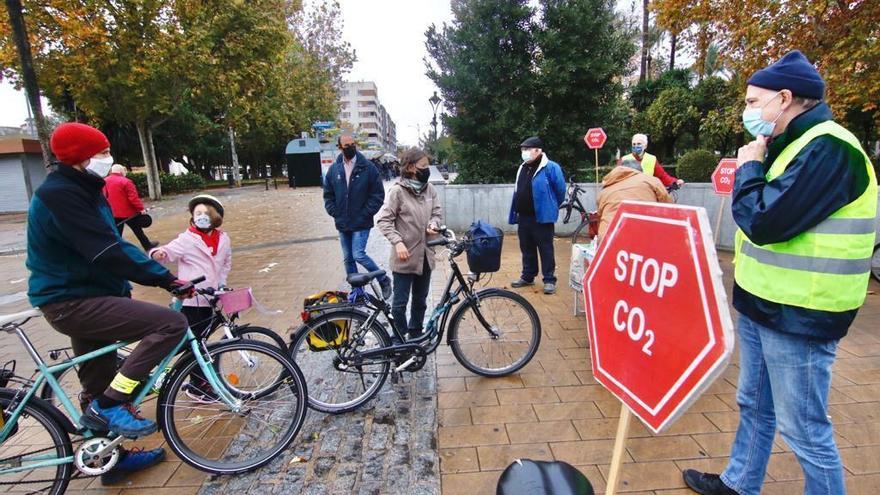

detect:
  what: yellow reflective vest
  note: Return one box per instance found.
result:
[734,120,878,312]
[621,152,657,176]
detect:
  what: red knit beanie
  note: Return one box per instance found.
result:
[50,123,110,166]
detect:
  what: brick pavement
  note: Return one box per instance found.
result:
[2,185,880,494]
[438,237,880,495]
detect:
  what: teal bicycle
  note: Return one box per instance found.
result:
[0,278,308,494]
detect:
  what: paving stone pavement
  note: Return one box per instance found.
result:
[3,184,880,494]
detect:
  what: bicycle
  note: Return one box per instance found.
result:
[0,277,308,494]
[556,176,590,238]
[288,228,542,414]
[39,285,287,411]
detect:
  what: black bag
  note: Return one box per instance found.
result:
[130,213,153,229]
[465,220,503,273]
[496,459,594,495]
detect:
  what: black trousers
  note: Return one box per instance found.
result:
[392,256,432,336]
[517,214,556,284]
[115,217,154,251]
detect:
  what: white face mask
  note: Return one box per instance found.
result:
[521,150,533,162]
[87,156,114,177]
[193,214,212,229]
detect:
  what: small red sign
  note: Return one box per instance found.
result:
[711,158,738,196]
[583,201,733,433]
[584,128,607,150]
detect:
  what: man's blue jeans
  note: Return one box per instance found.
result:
[721,314,844,495]
[339,229,385,280]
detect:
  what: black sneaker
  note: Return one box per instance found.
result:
[682,470,739,495]
[510,279,535,288]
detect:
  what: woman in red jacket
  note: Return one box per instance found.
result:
[103,164,157,250]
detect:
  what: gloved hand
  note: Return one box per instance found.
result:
[163,278,196,299]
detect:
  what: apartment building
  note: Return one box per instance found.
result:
[338,81,397,152]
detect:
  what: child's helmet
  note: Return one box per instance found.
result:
[188,194,224,217]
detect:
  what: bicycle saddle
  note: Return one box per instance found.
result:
[346,270,387,288]
[496,459,594,495]
[0,308,42,327]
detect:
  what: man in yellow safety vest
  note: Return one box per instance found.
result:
[682,50,877,495]
[619,133,684,188]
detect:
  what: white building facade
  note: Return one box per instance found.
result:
[338,81,397,152]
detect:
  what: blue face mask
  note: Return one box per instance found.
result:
[742,92,783,137]
[631,145,644,155]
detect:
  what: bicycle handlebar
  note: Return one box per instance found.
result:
[170,275,206,297]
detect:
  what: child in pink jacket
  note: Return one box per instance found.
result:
[150,194,231,402]
[150,194,231,337]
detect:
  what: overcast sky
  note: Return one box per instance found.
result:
[1,0,649,146]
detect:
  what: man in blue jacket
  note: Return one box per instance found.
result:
[323,135,391,298]
[508,137,566,294]
[27,123,197,484]
[682,51,876,495]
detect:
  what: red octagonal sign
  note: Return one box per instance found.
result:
[583,201,733,433]
[712,158,738,196]
[583,128,607,149]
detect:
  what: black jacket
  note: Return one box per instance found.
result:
[732,102,872,340]
[323,151,385,232]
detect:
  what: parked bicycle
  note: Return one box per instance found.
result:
[556,177,590,238]
[40,285,287,412]
[0,277,307,494]
[289,228,542,414]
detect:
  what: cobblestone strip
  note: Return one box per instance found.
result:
[198,224,441,494]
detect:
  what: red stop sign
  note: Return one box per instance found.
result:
[712,158,738,195]
[583,128,607,149]
[583,201,733,433]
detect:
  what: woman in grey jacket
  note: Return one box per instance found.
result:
[376,148,444,340]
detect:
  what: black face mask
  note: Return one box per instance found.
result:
[342,146,357,160]
[415,168,430,183]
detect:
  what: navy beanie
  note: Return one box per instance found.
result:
[747,50,825,99]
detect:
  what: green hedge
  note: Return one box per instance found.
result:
[129,173,206,196]
[675,149,717,182]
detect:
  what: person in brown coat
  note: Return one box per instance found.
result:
[376,148,444,340]
[596,162,673,240]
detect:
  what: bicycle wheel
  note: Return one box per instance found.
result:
[0,394,73,495]
[157,340,307,475]
[448,288,541,377]
[571,220,593,247]
[215,326,289,398]
[231,325,287,351]
[555,203,584,238]
[871,243,880,283]
[289,309,390,414]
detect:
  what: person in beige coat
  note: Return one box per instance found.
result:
[376,148,444,340]
[596,162,673,240]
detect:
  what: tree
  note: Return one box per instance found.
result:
[425,0,537,184]
[3,0,51,166]
[645,86,698,159]
[534,0,636,172]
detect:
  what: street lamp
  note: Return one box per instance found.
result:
[428,91,441,141]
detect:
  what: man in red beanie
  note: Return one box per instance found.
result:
[26,122,196,484]
[682,50,876,495]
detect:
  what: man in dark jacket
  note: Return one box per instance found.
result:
[323,135,391,298]
[27,123,196,484]
[683,51,877,495]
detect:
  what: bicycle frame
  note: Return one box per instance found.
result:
[355,252,489,356]
[0,324,240,474]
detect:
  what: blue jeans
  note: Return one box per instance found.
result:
[721,314,844,495]
[339,229,385,280]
